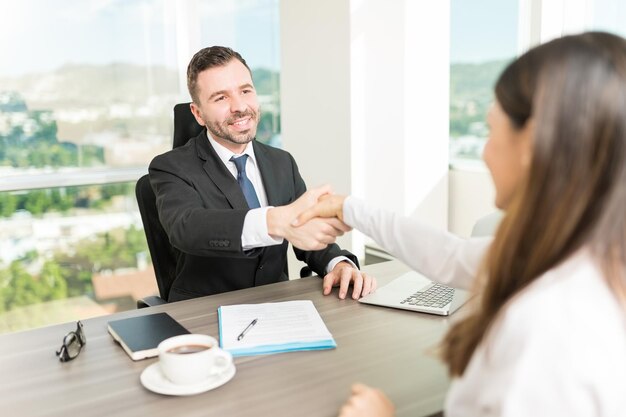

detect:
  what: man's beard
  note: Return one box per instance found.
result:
[205,109,259,145]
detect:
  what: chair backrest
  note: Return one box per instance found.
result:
[470,211,504,237]
[136,174,178,301]
[173,103,204,149]
[139,103,318,295]
[136,103,204,302]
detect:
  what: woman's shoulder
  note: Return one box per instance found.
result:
[492,250,625,367]
[451,252,626,416]
[506,251,619,322]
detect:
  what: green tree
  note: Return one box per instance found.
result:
[39,261,68,301]
[29,111,58,145]
[81,145,105,166]
[4,262,43,309]
[23,190,49,215]
[257,112,280,144]
[100,183,132,200]
[0,223,150,312]
[50,189,73,212]
[53,225,148,298]
[128,225,148,251]
[449,58,511,138]
[252,68,280,95]
[0,267,11,313]
[0,193,17,217]
[55,253,94,298]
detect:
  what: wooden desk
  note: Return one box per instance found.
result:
[0,261,451,417]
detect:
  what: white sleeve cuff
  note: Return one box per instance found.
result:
[241,207,284,250]
[325,256,357,275]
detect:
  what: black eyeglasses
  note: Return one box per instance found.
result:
[56,321,86,362]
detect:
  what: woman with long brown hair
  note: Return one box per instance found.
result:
[296,32,626,416]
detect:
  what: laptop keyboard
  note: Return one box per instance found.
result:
[400,283,455,308]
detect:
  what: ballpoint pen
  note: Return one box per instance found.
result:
[237,318,258,341]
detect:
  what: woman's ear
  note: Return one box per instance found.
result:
[519,118,534,168]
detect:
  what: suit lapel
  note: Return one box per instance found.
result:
[253,141,281,206]
[195,131,249,209]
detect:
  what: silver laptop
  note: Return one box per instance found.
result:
[359,271,469,316]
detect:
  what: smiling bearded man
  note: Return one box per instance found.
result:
[147,46,377,302]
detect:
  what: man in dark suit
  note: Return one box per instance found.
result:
[149,46,376,302]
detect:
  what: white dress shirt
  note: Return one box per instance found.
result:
[207,135,352,274]
[343,196,626,417]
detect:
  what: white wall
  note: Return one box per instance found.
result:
[280,0,450,275]
[280,1,353,277]
[448,168,497,238]
[280,1,353,198]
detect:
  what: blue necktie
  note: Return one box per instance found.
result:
[230,155,261,209]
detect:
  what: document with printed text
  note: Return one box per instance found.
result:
[218,300,336,356]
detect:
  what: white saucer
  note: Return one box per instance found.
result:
[140,362,236,396]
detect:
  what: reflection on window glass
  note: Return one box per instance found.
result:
[0,183,154,333]
[0,0,281,176]
[0,0,177,172]
[0,0,281,334]
[449,0,518,163]
[199,0,281,148]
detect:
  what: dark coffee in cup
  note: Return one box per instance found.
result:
[159,334,232,384]
[166,344,211,354]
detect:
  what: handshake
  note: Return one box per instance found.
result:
[267,185,349,251]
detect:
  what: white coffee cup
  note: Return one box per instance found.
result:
[157,334,232,385]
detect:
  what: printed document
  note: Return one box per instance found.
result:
[218,300,336,356]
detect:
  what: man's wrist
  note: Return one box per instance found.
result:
[326,257,357,275]
[241,207,283,250]
[267,206,286,238]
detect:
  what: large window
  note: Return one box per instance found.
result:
[0,183,148,333]
[0,0,280,334]
[591,0,626,37]
[449,0,626,166]
[449,0,519,165]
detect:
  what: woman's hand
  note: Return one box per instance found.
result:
[292,192,347,226]
[338,383,395,417]
[267,185,350,250]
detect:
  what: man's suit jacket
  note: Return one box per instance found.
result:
[149,131,358,302]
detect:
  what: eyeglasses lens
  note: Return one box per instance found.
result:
[56,321,86,362]
[64,333,81,359]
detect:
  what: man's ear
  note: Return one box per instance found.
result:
[189,102,206,127]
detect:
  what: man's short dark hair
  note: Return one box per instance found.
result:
[187,46,251,104]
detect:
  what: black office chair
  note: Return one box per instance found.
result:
[136,103,199,308]
[173,103,204,149]
[136,103,311,308]
[171,102,314,284]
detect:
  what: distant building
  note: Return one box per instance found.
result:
[0,210,142,265]
[92,267,158,311]
[0,91,28,112]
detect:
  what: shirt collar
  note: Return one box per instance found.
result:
[206,132,257,168]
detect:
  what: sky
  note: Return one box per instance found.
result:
[1,0,518,77]
[450,0,626,63]
[450,0,519,63]
[0,0,280,77]
[2,0,625,77]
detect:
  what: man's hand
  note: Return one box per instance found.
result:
[323,261,377,299]
[267,186,350,250]
[338,383,395,417]
[282,217,350,251]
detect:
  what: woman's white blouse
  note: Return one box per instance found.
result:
[343,196,626,417]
